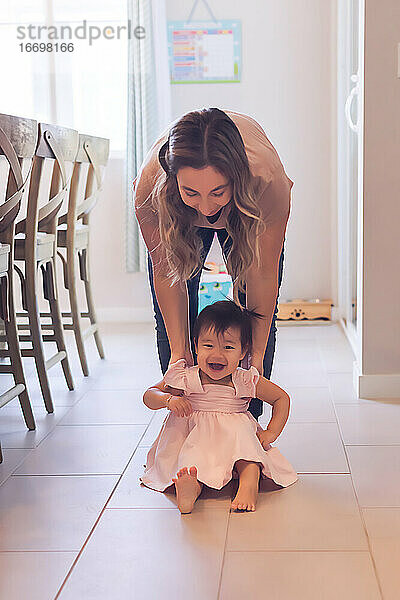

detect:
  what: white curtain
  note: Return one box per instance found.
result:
[126,0,171,272]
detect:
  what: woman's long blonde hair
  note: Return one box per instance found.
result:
[150,108,266,294]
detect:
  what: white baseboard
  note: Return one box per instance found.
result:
[353,362,400,399]
[330,306,340,322]
[98,305,341,326]
[97,307,153,323]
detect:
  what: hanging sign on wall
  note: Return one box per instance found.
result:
[167,20,241,83]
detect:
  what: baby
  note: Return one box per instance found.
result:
[140,300,298,513]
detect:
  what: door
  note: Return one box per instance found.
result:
[337,0,364,359]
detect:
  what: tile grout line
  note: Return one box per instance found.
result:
[0,326,393,596]
[52,412,166,598]
[220,330,331,598]
[216,500,233,599]
[322,345,385,600]
[225,549,376,553]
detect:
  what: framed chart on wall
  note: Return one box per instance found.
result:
[167,20,241,84]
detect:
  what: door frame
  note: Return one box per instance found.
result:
[336,0,364,367]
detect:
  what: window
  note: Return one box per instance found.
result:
[0,0,128,152]
[52,1,128,153]
[0,1,51,121]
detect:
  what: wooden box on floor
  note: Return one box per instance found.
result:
[277,299,333,321]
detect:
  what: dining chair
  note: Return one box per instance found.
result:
[0,114,37,461]
[55,133,109,376]
[14,122,79,413]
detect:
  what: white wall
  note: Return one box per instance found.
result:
[167,0,338,305]
[32,157,154,324]
[357,0,400,392]
[88,0,338,321]
[90,157,153,323]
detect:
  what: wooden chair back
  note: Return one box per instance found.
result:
[61,134,109,229]
[15,122,78,244]
[0,114,37,244]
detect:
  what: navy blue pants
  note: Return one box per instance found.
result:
[147,228,284,421]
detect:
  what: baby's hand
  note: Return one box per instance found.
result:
[168,395,193,418]
[256,428,278,449]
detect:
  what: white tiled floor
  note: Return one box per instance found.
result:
[0,322,398,599]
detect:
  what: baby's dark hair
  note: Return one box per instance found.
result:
[193,300,264,354]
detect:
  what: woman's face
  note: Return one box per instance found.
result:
[195,326,246,381]
[176,165,232,216]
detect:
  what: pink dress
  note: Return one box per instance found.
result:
[139,359,298,491]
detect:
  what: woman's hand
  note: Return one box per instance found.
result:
[256,428,278,449]
[169,349,194,368]
[168,395,193,418]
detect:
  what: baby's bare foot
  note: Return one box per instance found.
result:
[231,483,258,512]
[172,466,202,514]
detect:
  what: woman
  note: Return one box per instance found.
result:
[134,107,293,421]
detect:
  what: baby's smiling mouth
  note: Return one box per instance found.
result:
[208,363,226,371]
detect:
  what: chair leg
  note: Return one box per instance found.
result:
[46,259,74,390]
[82,249,104,359]
[67,249,89,376]
[25,260,54,413]
[5,273,35,430]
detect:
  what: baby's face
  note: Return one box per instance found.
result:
[195,326,246,380]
